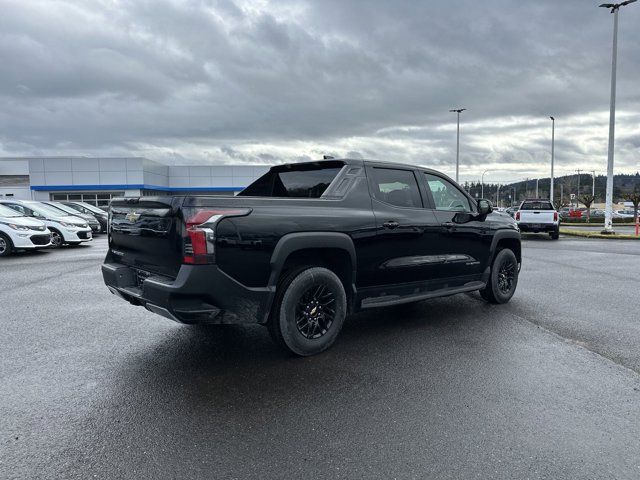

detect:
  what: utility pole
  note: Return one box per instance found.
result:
[535,178,539,198]
[550,116,555,202]
[599,0,637,232]
[449,108,466,182]
[512,186,516,207]
[591,170,596,198]
[496,184,501,208]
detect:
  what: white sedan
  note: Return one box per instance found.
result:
[0,200,92,248]
[0,204,52,257]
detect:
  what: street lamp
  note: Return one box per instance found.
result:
[550,116,555,203]
[449,108,466,182]
[599,0,637,233]
[481,169,489,198]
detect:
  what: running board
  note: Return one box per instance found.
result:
[359,281,486,309]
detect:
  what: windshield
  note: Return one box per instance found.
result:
[0,204,22,217]
[77,202,106,214]
[47,202,81,215]
[28,202,70,218]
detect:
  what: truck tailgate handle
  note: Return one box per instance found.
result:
[383,221,399,229]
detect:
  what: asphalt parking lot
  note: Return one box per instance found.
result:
[2,235,640,479]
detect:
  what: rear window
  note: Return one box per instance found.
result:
[520,201,554,210]
[239,162,343,198]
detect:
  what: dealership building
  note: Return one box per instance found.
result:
[0,157,269,208]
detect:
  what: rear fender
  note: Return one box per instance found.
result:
[261,232,357,322]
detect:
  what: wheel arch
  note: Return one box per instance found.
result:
[490,230,521,265]
[263,232,358,320]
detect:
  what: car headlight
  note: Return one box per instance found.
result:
[8,223,31,231]
[58,221,76,228]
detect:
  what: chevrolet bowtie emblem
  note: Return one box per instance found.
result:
[125,211,141,222]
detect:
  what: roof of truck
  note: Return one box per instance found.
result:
[274,158,448,177]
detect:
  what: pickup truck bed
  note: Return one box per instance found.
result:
[102,159,521,355]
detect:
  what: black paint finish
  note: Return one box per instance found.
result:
[104,159,520,324]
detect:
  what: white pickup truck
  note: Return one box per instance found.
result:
[515,199,559,240]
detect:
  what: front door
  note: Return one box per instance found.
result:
[421,172,491,281]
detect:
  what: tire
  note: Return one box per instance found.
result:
[0,232,13,257]
[480,248,519,304]
[550,229,559,240]
[49,228,63,248]
[268,266,347,356]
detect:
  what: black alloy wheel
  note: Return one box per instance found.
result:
[269,266,347,356]
[480,248,519,304]
[295,283,336,339]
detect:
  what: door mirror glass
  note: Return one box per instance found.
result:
[477,199,493,216]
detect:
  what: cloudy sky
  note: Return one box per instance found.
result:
[1,0,639,183]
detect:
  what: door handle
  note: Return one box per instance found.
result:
[383,221,399,229]
[442,222,455,229]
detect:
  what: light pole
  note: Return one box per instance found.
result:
[535,178,539,198]
[512,186,516,206]
[591,170,596,197]
[496,184,501,208]
[481,169,489,198]
[449,108,466,182]
[600,0,636,232]
[576,169,583,208]
[550,116,555,203]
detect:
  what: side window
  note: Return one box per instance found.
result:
[424,174,472,212]
[370,168,422,208]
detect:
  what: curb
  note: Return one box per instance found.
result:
[559,228,640,240]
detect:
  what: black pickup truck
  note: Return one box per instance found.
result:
[102,159,521,356]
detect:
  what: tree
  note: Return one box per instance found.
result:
[580,195,595,222]
[624,191,640,224]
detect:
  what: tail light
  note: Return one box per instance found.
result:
[183,208,251,264]
[553,211,558,222]
[515,211,520,221]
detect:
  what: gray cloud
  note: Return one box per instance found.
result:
[0,0,638,181]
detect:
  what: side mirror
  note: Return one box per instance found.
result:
[477,199,493,216]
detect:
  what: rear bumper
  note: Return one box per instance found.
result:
[101,262,271,325]
[518,222,558,233]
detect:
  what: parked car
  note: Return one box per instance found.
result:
[102,159,521,356]
[505,207,519,218]
[515,199,559,239]
[0,200,92,248]
[42,201,102,233]
[616,209,637,218]
[60,201,108,232]
[0,204,52,257]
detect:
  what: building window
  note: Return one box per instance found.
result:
[50,192,124,207]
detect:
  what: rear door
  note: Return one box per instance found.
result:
[363,165,442,288]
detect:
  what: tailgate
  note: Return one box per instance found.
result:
[108,197,184,278]
[519,210,555,223]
